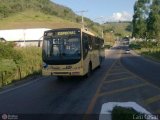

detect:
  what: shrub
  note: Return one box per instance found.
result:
[0,42,42,87]
[112,106,146,120]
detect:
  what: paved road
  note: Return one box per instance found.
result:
[121,48,160,87]
[0,45,160,120]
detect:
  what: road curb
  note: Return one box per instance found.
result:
[130,50,160,65]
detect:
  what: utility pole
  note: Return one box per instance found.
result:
[23,29,26,47]
[76,10,88,29]
[94,16,105,38]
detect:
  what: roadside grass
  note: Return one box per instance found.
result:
[112,106,146,120]
[136,48,160,62]
[0,10,81,29]
[130,41,160,62]
[0,43,42,87]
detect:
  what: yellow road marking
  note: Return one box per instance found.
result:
[85,50,151,116]
[84,50,119,119]
[109,68,126,72]
[103,76,134,84]
[111,67,124,70]
[143,95,160,105]
[119,59,160,91]
[84,50,160,120]
[99,83,148,97]
[85,60,118,114]
[107,71,129,76]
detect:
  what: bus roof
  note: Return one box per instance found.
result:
[45,28,96,37]
[81,28,95,36]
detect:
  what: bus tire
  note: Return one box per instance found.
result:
[99,57,102,68]
[87,63,92,78]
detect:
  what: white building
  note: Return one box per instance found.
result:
[0,28,51,47]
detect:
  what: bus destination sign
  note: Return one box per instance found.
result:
[57,31,76,36]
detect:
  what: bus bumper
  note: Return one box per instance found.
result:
[42,69,84,76]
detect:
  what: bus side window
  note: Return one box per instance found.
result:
[92,37,98,50]
[88,35,92,50]
[82,33,89,58]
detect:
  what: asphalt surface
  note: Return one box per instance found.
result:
[0,44,160,120]
[121,48,160,87]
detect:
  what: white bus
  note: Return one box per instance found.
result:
[42,28,104,79]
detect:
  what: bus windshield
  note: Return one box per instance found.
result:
[42,35,81,65]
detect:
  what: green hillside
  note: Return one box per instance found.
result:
[0,0,103,35]
[0,0,131,42]
[104,22,132,37]
[0,0,77,21]
[0,10,81,29]
[0,0,81,29]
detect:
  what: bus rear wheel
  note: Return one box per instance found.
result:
[86,63,92,78]
[98,56,102,68]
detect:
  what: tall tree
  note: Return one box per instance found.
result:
[147,0,160,43]
[132,0,150,38]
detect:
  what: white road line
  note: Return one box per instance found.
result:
[0,76,50,95]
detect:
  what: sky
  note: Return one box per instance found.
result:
[52,0,137,23]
